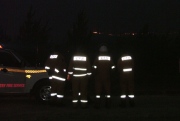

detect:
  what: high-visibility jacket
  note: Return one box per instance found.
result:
[68,54,91,77]
[45,53,66,81]
[117,55,134,74]
[93,54,115,79]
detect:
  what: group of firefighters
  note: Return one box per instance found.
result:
[45,45,135,109]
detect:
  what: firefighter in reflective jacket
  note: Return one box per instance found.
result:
[93,45,115,108]
[117,54,135,107]
[68,49,91,108]
[45,52,67,104]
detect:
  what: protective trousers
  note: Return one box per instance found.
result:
[95,77,111,108]
[50,79,65,101]
[72,76,88,108]
[120,72,135,107]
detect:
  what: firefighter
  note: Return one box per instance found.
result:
[93,45,115,108]
[117,52,135,107]
[45,51,67,105]
[68,47,91,108]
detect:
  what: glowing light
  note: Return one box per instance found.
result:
[93,31,98,34]
[0,45,3,49]
[98,56,111,61]
[73,56,86,61]
[26,75,31,78]
[121,56,132,61]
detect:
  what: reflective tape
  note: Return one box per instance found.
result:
[72,100,78,103]
[98,56,110,61]
[55,68,59,73]
[111,66,115,69]
[73,74,87,77]
[120,95,126,98]
[73,56,86,61]
[81,100,88,103]
[93,66,97,69]
[106,95,111,98]
[45,66,50,69]
[121,56,132,61]
[68,72,73,74]
[57,95,64,98]
[51,93,57,96]
[87,73,92,75]
[96,95,101,98]
[123,68,132,72]
[52,75,66,81]
[73,68,87,71]
[50,55,58,59]
[128,95,135,98]
[49,77,53,79]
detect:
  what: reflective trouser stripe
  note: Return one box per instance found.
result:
[105,95,111,98]
[49,76,53,79]
[72,100,78,103]
[51,93,57,96]
[81,100,88,103]
[120,95,126,98]
[128,95,135,98]
[57,95,64,98]
[96,95,100,98]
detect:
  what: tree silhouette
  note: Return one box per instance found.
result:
[18,5,50,66]
[0,26,11,43]
[68,9,92,54]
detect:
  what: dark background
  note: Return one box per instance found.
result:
[0,0,179,95]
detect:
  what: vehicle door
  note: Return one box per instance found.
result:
[0,50,26,93]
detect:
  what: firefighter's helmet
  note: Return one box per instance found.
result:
[99,45,108,52]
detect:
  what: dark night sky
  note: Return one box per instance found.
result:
[0,0,179,41]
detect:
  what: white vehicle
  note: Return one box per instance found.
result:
[0,45,51,102]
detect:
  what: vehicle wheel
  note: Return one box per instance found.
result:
[35,83,51,102]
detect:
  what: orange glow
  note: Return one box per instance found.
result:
[0,68,47,73]
[93,31,98,34]
[0,45,3,49]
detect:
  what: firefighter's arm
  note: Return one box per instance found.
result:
[67,58,73,80]
[86,57,92,76]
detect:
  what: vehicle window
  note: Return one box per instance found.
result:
[0,51,20,67]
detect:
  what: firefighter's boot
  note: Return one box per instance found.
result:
[119,99,126,108]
